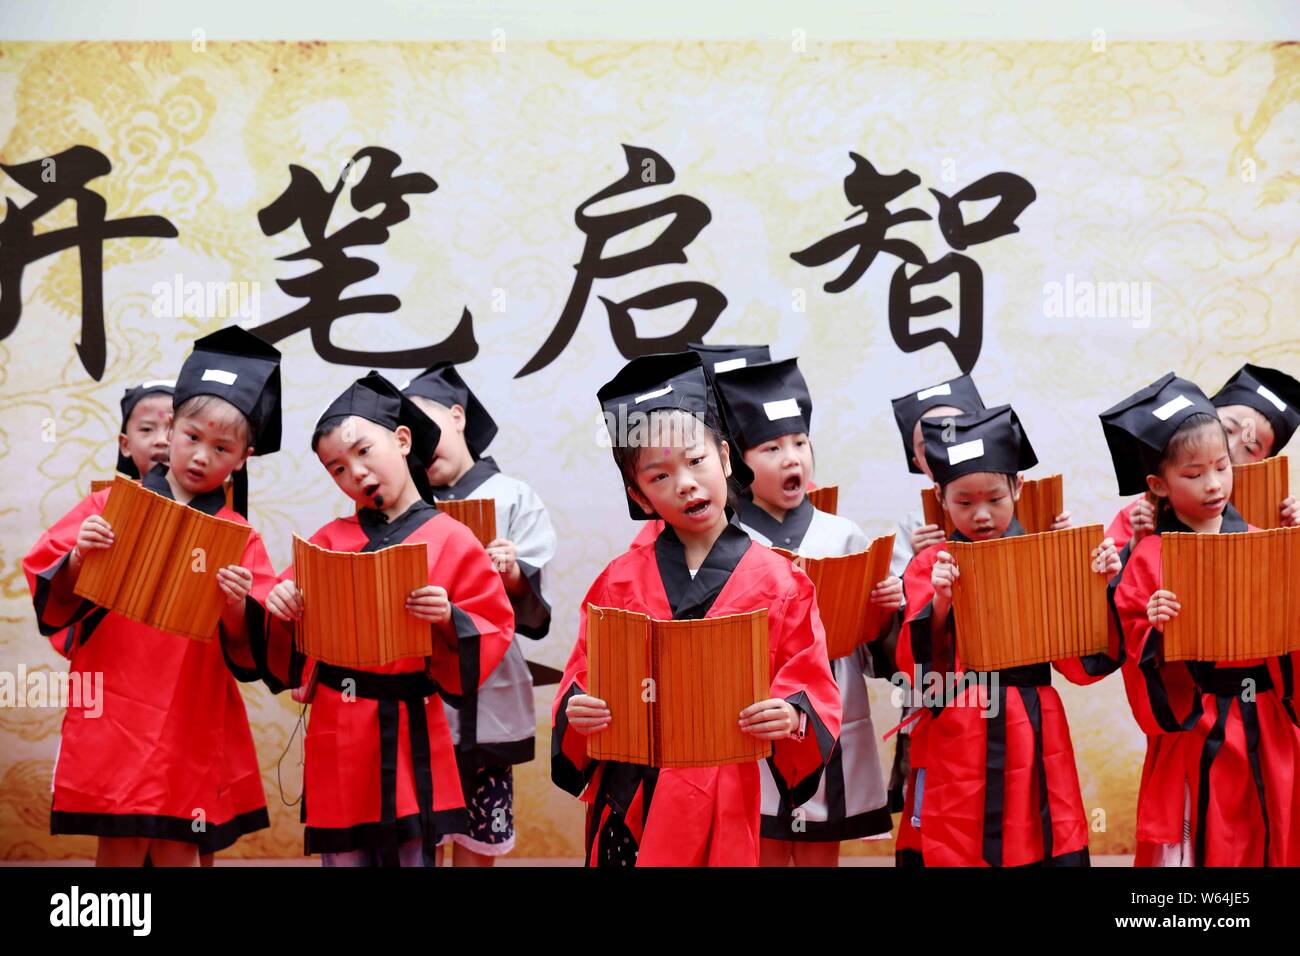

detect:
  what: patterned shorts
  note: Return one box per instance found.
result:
[439,759,515,856]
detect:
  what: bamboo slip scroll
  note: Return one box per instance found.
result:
[772,532,896,659]
[74,474,250,640]
[292,534,430,667]
[434,498,497,548]
[948,524,1110,671]
[1228,455,1289,530]
[1161,525,1300,662]
[806,485,838,515]
[586,605,771,769]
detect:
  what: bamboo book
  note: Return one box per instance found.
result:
[434,497,497,548]
[806,485,838,515]
[1228,455,1289,530]
[1160,526,1300,662]
[772,532,897,659]
[923,473,1064,537]
[948,524,1110,671]
[74,474,250,640]
[586,605,771,769]
[292,534,430,667]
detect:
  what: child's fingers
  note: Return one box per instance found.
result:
[738,699,785,720]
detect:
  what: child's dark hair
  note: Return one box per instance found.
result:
[173,395,252,448]
[611,408,741,517]
[311,414,351,453]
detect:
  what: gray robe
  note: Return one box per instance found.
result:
[432,457,556,765]
[738,496,895,842]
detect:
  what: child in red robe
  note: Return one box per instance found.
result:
[1103,373,1300,865]
[23,328,282,866]
[243,372,515,866]
[897,405,1121,866]
[551,351,841,866]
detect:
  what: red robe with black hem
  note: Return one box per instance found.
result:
[895,518,1118,867]
[551,520,841,867]
[248,501,514,858]
[1110,503,1300,866]
[22,473,277,848]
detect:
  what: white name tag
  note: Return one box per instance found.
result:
[916,383,952,401]
[712,358,747,374]
[201,369,238,386]
[634,384,673,404]
[140,378,176,389]
[763,398,802,421]
[1257,385,1287,413]
[1152,394,1193,421]
[947,438,985,465]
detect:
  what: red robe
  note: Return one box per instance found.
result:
[42,626,267,855]
[1106,497,1143,552]
[1110,503,1300,866]
[22,471,277,848]
[248,501,514,859]
[895,518,1118,867]
[551,521,841,866]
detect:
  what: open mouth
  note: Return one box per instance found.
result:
[151,452,169,464]
[684,498,710,517]
[185,468,205,484]
[1204,497,1226,510]
[782,474,802,494]
[363,482,381,500]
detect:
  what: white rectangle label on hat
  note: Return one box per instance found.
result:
[916,383,952,401]
[946,438,985,465]
[1152,394,1193,421]
[201,369,238,386]
[763,398,802,421]
[1257,385,1287,413]
[713,358,747,374]
[634,384,672,404]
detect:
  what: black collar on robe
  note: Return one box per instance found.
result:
[737,494,815,551]
[949,515,1027,544]
[653,512,753,620]
[1155,501,1248,536]
[429,456,501,501]
[356,499,441,552]
[142,463,228,517]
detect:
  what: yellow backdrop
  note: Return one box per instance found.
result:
[0,39,1296,859]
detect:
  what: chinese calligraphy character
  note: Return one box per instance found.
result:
[793,152,1035,374]
[253,146,476,367]
[517,144,725,378]
[0,145,178,380]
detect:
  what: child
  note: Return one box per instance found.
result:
[884,374,987,833]
[551,351,841,866]
[23,328,282,866]
[48,378,270,866]
[246,372,515,866]
[714,357,902,866]
[402,362,558,867]
[1106,364,1299,550]
[897,405,1120,866]
[1103,374,1300,866]
[627,341,773,551]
